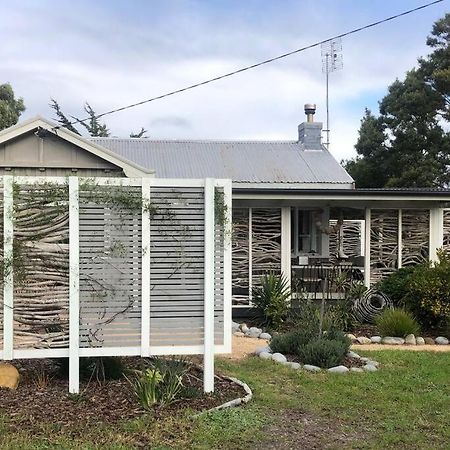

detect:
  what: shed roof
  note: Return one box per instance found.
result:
[90,138,354,188]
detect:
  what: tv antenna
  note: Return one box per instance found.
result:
[321,38,343,149]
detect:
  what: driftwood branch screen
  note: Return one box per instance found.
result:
[0,176,232,393]
[231,207,282,306]
[364,208,447,286]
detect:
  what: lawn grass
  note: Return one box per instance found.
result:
[0,351,449,449]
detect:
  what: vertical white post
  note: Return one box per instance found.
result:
[364,208,371,288]
[359,220,365,257]
[398,209,403,269]
[3,175,14,360]
[248,207,253,303]
[429,208,444,263]
[281,207,291,295]
[68,177,80,394]
[203,178,215,393]
[321,207,330,258]
[222,180,233,353]
[141,178,151,357]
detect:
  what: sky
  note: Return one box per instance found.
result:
[1,0,448,161]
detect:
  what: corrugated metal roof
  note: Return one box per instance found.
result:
[90,138,354,186]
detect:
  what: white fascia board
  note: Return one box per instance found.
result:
[233,192,450,202]
[0,116,155,178]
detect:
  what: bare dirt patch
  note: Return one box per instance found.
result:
[256,408,364,449]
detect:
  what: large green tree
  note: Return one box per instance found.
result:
[50,99,147,138]
[0,83,25,131]
[345,14,450,188]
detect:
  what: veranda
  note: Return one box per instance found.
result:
[231,190,450,307]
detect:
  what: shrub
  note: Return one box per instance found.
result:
[269,330,312,354]
[290,297,355,335]
[403,250,450,329]
[375,308,420,337]
[151,357,190,405]
[297,338,350,368]
[127,368,163,410]
[377,267,415,306]
[324,297,358,332]
[323,328,351,346]
[289,299,321,335]
[252,273,291,330]
[127,357,189,408]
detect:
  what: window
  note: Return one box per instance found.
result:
[291,208,323,256]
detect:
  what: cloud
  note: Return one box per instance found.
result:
[150,116,191,128]
[0,0,447,160]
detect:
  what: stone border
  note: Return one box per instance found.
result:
[232,321,272,340]
[255,346,379,374]
[193,376,253,417]
[346,333,449,346]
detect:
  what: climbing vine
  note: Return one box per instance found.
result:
[214,188,231,240]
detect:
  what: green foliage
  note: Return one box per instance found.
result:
[269,330,312,354]
[323,328,351,346]
[252,273,291,330]
[214,189,231,238]
[0,83,25,131]
[375,251,450,330]
[296,338,350,369]
[377,267,416,306]
[127,357,190,408]
[270,317,350,368]
[325,297,357,332]
[290,295,357,335]
[403,250,450,329]
[344,13,450,188]
[151,357,190,405]
[375,308,420,337]
[49,98,80,135]
[50,98,147,137]
[126,368,163,410]
[129,127,148,138]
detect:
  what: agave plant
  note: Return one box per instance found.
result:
[252,273,291,330]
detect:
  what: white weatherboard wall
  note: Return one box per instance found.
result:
[0,176,232,394]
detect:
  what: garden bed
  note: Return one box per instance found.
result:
[0,358,244,435]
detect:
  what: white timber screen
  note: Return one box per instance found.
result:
[0,176,232,394]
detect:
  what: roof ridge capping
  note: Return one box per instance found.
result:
[90,136,300,144]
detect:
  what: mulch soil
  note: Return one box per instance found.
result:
[0,358,243,435]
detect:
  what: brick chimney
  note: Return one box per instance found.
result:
[298,103,323,150]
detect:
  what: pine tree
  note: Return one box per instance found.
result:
[344,14,450,188]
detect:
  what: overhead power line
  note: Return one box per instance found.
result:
[61,0,444,128]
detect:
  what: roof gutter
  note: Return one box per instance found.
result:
[232,187,450,202]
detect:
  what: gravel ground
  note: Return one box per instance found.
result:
[219,336,268,360]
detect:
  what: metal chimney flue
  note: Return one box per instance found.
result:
[304,103,316,123]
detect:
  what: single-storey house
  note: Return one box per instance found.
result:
[1,106,449,314]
